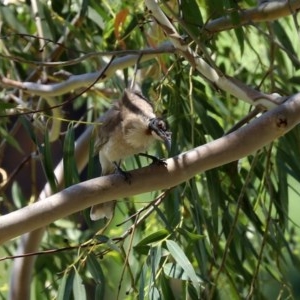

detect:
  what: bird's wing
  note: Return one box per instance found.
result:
[91,103,122,221]
[94,102,122,152]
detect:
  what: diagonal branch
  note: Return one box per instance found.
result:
[1,92,300,245]
[205,0,300,33]
[145,0,285,109]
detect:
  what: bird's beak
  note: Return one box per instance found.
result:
[163,131,172,152]
[149,118,172,152]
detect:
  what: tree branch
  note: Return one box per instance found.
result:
[145,0,285,110]
[1,92,300,245]
[0,42,175,97]
[205,0,300,33]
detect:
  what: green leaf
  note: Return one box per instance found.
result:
[42,129,58,193]
[273,21,297,57]
[94,235,121,252]
[225,0,244,54]
[149,287,161,300]
[0,102,17,110]
[164,262,190,281]
[134,229,169,248]
[63,125,80,187]
[160,272,174,299]
[0,126,23,153]
[86,253,105,286]
[166,240,202,290]
[73,269,87,300]
[180,0,203,37]
[205,169,221,233]
[20,116,38,145]
[204,0,224,18]
[57,271,74,300]
[0,6,28,33]
[11,182,26,209]
[134,245,150,256]
[177,228,205,242]
[150,245,162,277]
[233,26,244,55]
[21,116,57,192]
[138,265,147,300]
[87,131,96,179]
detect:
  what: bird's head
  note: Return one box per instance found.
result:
[148,117,172,151]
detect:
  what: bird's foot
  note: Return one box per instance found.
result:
[114,163,132,183]
[138,153,167,167]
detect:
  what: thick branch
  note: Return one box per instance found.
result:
[205,0,300,33]
[1,93,300,245]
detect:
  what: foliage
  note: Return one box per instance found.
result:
[1,0,300,299]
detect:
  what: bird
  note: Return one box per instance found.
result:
[90,88,171,221]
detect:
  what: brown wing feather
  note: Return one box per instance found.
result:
[94,101,122,153]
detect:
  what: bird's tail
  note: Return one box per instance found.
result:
[90,201,116,221]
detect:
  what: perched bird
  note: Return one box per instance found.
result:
[90,89,171,221]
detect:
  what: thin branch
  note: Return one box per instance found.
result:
[0,55,116,118]
[0,42,175,68]
[0,42,175,97]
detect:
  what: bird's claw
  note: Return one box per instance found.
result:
[151,157,167,167]
[138,153,167,167]
[115,164,132,183]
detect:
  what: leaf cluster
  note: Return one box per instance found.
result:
[1,0,300,299]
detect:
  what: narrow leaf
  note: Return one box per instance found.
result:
[42,129,58,192]
[86,253,105,286]
[180,0,203,37]
[138,265,147,300]
[63,126,80,187]
[73,269,87,300]
[0,126,23,153]
[20,116,38,145]
[57,271,74,300]
[166,240,201,290]
[134,229,169,248]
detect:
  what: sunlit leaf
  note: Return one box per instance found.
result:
[166,240,202,291]
[73,269,87,300]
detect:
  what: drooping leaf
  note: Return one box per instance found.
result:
[57,271,74,300]
[73,269,87,300]
[273,20,297,58]
[166,240,202,291]
[180,0,203,37]
[0,126,23,153]
[160,271,174,299]
[42,129,58,193]
[63,125,80,187]
[86,253,105,286]
[138,265,147,300]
